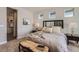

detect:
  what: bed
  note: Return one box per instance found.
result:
[27,20,68,52]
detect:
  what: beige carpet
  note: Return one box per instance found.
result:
[0,38,23,52]
[0,38,79,52]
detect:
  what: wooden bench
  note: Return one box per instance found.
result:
[19,38,49,52]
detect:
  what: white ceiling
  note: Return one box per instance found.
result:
[23,7,52,13]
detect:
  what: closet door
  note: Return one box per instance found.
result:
[7,7,17,41]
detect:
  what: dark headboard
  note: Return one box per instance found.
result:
[43,20,64,28]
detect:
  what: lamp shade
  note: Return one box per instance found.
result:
[69,22,77,28]
[69,22,78,34]
[34,23,40,28]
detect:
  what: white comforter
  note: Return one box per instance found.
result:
[27,31,68,52]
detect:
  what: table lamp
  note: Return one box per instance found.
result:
[69,22,78,35]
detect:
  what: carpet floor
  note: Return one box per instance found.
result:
[0,38,23,52]
[0,38,79,52]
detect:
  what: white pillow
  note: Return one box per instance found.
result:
[53,26,62,33]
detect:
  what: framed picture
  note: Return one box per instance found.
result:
[49,11,56,19]
[38,13,44,20]
[23,18,29,25]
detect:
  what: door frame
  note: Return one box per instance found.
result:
[7,7,17,41]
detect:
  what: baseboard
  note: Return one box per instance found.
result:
[0,41,7,45]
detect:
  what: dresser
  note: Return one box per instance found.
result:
[65,34,79,44]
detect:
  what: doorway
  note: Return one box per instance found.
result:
[7,7,17,41]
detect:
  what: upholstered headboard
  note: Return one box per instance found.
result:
[43,20,64,28]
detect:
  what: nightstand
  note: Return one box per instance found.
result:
[31,30,37,33]
[65,34,79,44]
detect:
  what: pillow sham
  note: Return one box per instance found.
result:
[52,26,62,33]
[42,27,53,33]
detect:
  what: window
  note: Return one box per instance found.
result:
[49,11,56,19]
[38,14,43,20]
[64,8,74,17]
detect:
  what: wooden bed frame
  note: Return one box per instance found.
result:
[43,20,64,28]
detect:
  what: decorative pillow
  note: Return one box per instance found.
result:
[42,27,53,33]
[47,27,53,33]
[42,27,47,32]
[53,26,62,33]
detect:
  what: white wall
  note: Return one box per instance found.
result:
[17,8,33,39]
[0,7,33,44]
[0,7,7,44]
[33,7,79,34]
